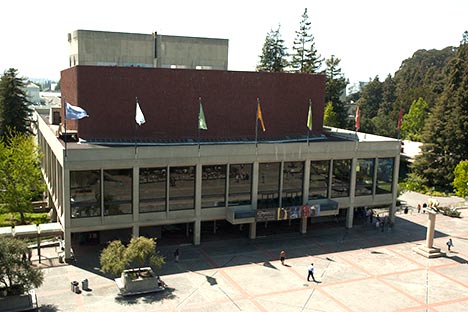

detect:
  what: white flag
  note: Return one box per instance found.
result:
[135,101,146,126]
[65,102,88,120]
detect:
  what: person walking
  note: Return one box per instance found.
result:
[417,204,421,213]
[174,248,179,262]
[307,263,316,282]
[280,250,286,265]
[447,238,454,251]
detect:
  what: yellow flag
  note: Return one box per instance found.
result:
[307,103,312,130]
[257,102,266,132]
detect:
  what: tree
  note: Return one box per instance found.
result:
[100,236,165,277]
[323,101,339,127]
[257,25,288,72]
[324,55,348,128]
[290,8,322,73]
[453,160,468,198]
[0,131,45,224]
[356,76,383,133]
[0,68,33,140]
[400,97,429,141]
[0,237,44,295]
[412,33,468,191]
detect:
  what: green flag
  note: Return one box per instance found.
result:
[199,103,207,130]
[307,103,312,130]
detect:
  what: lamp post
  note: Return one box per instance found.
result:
[36,224,41,264]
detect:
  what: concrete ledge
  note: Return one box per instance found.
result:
[413,245,446,258]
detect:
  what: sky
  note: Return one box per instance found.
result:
[1,0,467,85]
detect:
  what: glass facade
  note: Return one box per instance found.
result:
[201,165,227,208]
[104,169,133,215]
[282,161,304,206]
[169,166,195,210]
[376,158,394,194]
[331,159,351,198]
[228,164,252,206]
[258,162,280,208]
[70,170,101,218]
[355,159,375,196]
[309,160,329,199]
[139,167,167,213]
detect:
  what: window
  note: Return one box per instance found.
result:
[139,167,166,213]
[376,158,394,194]
[70,170,101,218]
[282,161,304,206]
[169,166,195,210]
[331,159,351,198]
[201,165,227,208]
[104,169,132,216]
[228,164,252,206]
[258,163,280,208]
[355,159,375,196]
[309,160,329,199]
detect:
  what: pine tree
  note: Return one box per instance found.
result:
[0,68,32,140]
[290,8,322,73]
[257,26,288,72]
[324,55,348,127]
[412,34,468,191]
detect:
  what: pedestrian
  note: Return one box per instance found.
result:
[174,248,179,262]
[422,203,427,213]
[280,250,286,265]
[307,263,316,282]
[446,238,454,251]
[417,204,421,213]
[369,209,374,223]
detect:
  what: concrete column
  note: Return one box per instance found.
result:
[249,222,256,239]
[300,217,307,234]
[132,225,139,238]
[346,158,358,229]
[193,219,201,245]
[389,153,401,223]
[303,160,311,204]
[63,165,72,259]
[426,211,436,248]
[132,167,139,229]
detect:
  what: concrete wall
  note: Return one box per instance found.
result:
[156,35,228,70]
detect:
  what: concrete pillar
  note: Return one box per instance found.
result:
[63,164,72,259]
[132,225,139,238]
[346,158,358,229]
[193,220,201,245]
[426,211,436,248]
[64,229,72,259]
[300,217,307,234]
[389,153,401,223]
[249,222,256,239]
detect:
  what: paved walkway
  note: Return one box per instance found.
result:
[33,200,468,311]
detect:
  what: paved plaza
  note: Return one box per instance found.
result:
[33,195,468,312]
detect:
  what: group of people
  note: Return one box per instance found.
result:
[365,208,392,231]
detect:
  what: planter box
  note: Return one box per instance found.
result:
[114,267,164,296]
[0,290,37,312]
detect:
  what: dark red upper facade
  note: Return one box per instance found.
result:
[61,66,325,142]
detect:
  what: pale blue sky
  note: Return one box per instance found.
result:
[1,0,467,84]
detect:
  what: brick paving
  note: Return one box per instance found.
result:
[33,199,468,311]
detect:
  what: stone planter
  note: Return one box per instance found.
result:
[0,290,37,312]
[114,267,165,296]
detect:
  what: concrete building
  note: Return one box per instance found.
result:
[68,30,229,70]
[24,82,41,105]
[36,66,400,259]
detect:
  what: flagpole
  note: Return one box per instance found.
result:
[64,100,68,158]
[307,99,311,146]
[198,97,202,151]
[134,97,138,154]
[255,98,259,148]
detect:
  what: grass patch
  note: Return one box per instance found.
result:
[0,212,49,227]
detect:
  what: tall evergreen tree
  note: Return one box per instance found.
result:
[290,8,322,73]
[0,68,32,139]
[412,34,468,191]
[356,76,383,133]
[324,55,348,128]
[400,97,429,141]
[257,26,288,72]
[372,75,399,137]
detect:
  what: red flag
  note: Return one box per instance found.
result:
[397,107,403,130]
[355,105,361,131]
